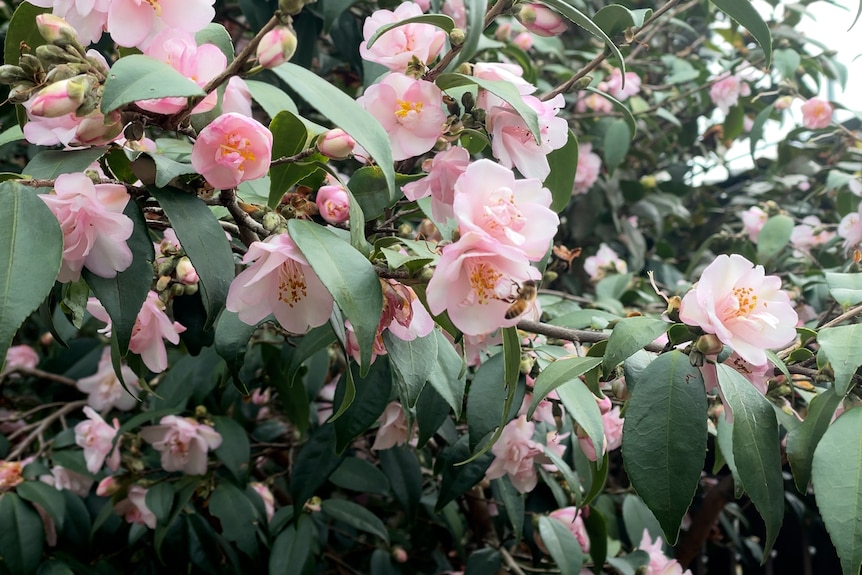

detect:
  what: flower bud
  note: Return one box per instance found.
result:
[28,74,92,118]
[18,54,44,78]
[596,395,612,415]
[256,27,298,69]
[0,65,30,85]
[175,256,199,285]
[96,476,121,497]
[774,95,793,110]
[183,283,199,296]
[170,283,186,297]
[35,44,79,66]
[262,212,282,231]
[7,84,35,104]
[516,4,567,37]
[316,184,350,224]
[156,275,172,292]
[513,31,533,51]
[45,63,82,84]
[36,14,82,49]
[74,111,124,146]
[449,28,466,46]
[316,128,355,160]
[495,22,512,41]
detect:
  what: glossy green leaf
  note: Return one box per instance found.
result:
[716,415,743,498]
[467,354,523,450]
[556,370,606,463]
[622,493,663,548]
[0,493,44,575]
[503,326,521,389]
[603,317,669,372]
[35,559,74,575]
[538,516,585,575]
[426,329,466,418]
[545,130,579,212]
[593,5,653,38]
[271,63,395,196]
[5,3,49,67]
[23,148,108,181]
[17,480,66,531]
[773,48,800,79]
[329,457,390,495]
[452,0,489,67]
[824,272,862,307]
[195,23,235,61]
[268,110,312,208]
[528,356,602,417]
[145,482,174,525]
[787,388,842,493]
[538,0,626,71]
[332,358,392,453]
[290,425,342,513]
[288,219,383,373]
[436,434,494,511]
[214,310,258,384]
[416,384,451,447]
[365,14,455,49]
[465,548,502,575]
[287,324,338,387]
[603,118,631,174]
[0,125,23,148]
[379,446,422,521]
[585,87,637,136]
[710,0,772,67]
[245,79,299,118]
[621,350,706,543]
[269,519,315,575]
[541,443,582,506]
[213,416,251,483]
[209,482,259,557]
[492,476,525,540]
[321,499,390,544]
[717,363,784,557]
[0,182,62,369]
[756,214,793,262]
[101,54,205,113]
[348,168,422,220]
[748,102,775,163]
[383,330,437,407]
[436,73,540,142]
[818,325,862,396]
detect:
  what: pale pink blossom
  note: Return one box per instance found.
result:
[251,482,276,521]
[702,352,772,409]
[74,110,125,145]
[40,172,133,283]
[573,143,601,195]
[790,216,834,255]
[317,129,356,160]
[547,507,590,552]
[578,406,624,461]
[75,406,121,474]
[316,179,351,225]
[520,386,561,425]
[441,0,467,29]
[358,73,447,161]
[27,75,91,118]
[43,466,93,497]
[0,461,24,491]
[137,30,226,115]
[107,0,216,49]
[473,62,535,111]
[801,97,833,130]
[575,90,613,114]
[141,415,222,475]
[487,94,568,181]
[345,319,387,365]
[192,113,273,189]
[709,74,750,115]
[382,280,435,342]
[774,95,794,110]
[371,402,415,450]
[114,485,157,529]
[485,415,543,493]
[426,232,542,335]
[77,347,141,412]
[517,4,568,37]
[513,32,533,51]
[402,146,470,222]
[605,69,641,101]
[130,292,186,373]
[3,345,39,373]
[226,232,335,334]
[679,254,798,367]
[175,256,199,285]
[23,107,123,148]
[414,0,431,11]
[461,331,502,367]
[639,529,692,575]
[359,1,447,72]
[256,26,298,68]
[839,205,862,253]
[740,206,768,242]
[583,243,627,281]
[222,76,254,117]
[453,159,559,261]
[849,179,862,197]
[27,1,111,45]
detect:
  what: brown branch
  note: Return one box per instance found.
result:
[2,367,77,387]
[676,474,735,568]
[516,319,666,352]
[270,148,317,167]
[820,303,862,329]
[8,400,88,460]
[219,188,266,245]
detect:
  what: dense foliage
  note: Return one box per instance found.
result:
[0,0,861,573]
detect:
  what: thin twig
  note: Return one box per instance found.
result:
[516,319,665,352]
[3,367,77,387]
[499,545,528,575]
[219,188,267,243]
[820,303,862,329]
[8,400,88,460]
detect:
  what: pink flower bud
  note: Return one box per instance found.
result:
[316,129,356,160]
[495,22,512,41]
[513,32,533,51]
[28,75,91,118]
[35,14,80,47]
[774,95,793,110]
[175,256,199,285]
[392,547,409,563]
[316,183,350,225]
[517,4,568,37]
[96,476,120,497]
[256,27,298,69]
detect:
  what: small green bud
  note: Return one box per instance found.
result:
[449,28,466,46]
[262,212,282,231]
[0,65,30,85]
[18,54,44,77]
[170,283,186,297]
[36,44,79,66]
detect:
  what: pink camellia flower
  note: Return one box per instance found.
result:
[40,172,133,283]
[114,485,157,529]
[381,280,435,342]
[452,159,559,261]
[838,204,862,253]
[441,0,467,29]
[679,254,798,367]
[801,97,833,130]
[3,345,39,374]
[316,179,351,225]
[28,2,111,45]
[402,146,470,222]
[44,466,94,497]
[575,90,613,114]
[75,406,121,474]
[573,143,602,195]
[544,507,590,552]
[0,461,24,491]
[371,402,415,450]
[583,243,627,281]
[358,73,447,161]
[605,69,641,101]
[639,529,692,575]
[426,232,542,335]
[226,232,335,334]
[359,1,447,72]
[790,216,834,255]
[513,32,534,51]
[520,387,562,425]
[76,347,141,412]
[107,0,216,49]
[709,74,750,114]
[578,406,624,461]
[473,62,536,111]
[141,415,223,475]
[137,30,227,115]
[516,4,568,37]
[191,112,273,189]
[222,76,254,117]
[251,482,276,521]
[317,129,356,160]
[256,26,298,68]
[487,94,568,181]
[485,415,543,493]
[740,206,768,242]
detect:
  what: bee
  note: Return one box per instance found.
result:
[504,280,538,320]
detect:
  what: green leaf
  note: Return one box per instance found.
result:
[0,182,62,369]
[717,363,784,557]
[147,153,196,188]
[773,48,800,79]
[817,325,862,396]
[379,446,423,522]
[426,330,466,418]
[195,23,235,61]
[492,476,524,540]
[538,0,626,71]
[329,457,390,495]
[148,187,234,329]
[245,79,299,118]
[545,130,579,212]
[288,219,383,374]
[268,110,312,208]
[710,0,773,67]
[593,4,653,38]
[622,493,663,548]
[749,103,775,162]
[716,415,743,498]
[585,87,637,136]
[348,168,422,220]
[466,354,525,451]
[787,388,842,493]
[464,548,502,575]
[621,350,707,543]
[528,356,603,417]
[556,370,606,463]
[16,480,66,531]
[332,359,392,453]
[365,14,455,49]
[36,559,74,575]
[0,493,44,575]
[603,317,669,372]
[813,405,862,575]
[538,516,585,575]
[0,125,23,148]
[289,425,342,513]
[287,324,338,387]
[383,330,437,407]
[209,482,260,557]
[541,442,582,506]
[756,214,793,263]
[321,499,389,544]
[214,310,258,384]
[23,148,108,181]
[436,434,493,511]
[824,272,862,307]
[602,118,631,174]
[213,416,251,483]
[271,63,395,197]
[83,200,154,356]
[436,73,540,143]
[452,0,488,67]
[238,0,278,31]
[145,482,175,525]
[416,384,451,447]
[101,54,206,113]
[268,519,315,575]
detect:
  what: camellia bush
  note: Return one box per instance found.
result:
[2,0,862,573]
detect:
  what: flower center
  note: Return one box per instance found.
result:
[733,286,758,316]
[467,262,505,305]
[218,134,256,172]
[277,260,308,308]
[483,187,524,232]
[144,0,162,16]
[395,99,423,120]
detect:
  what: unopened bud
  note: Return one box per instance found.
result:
[262,212,283,231]
[449,28,466,46]
[519,353,535,374]
[28,74,91,118]
[74,90,100,117]
[516,4,567,37]
[170,283,185,297]
[183,283,199,296]
[573,75,593,91]
[316,128,355,160]
[279,0,308,15]
[156,275,172,292]
[774,95,794,110]
[36,44,79,66]
[175,256,199,285]
[7,84,35,104]
[18,54,44,78]
[45,63,82,83]
[392,547,408,563]
[36,14,82,49]
[695,334,724,355]
[96,476,121,497]
[256,26,298,68]
[0,65,29,85]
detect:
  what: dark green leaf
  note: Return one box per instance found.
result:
[383,331,436,407]
[268,110,312,208]
[101,55,206,113]
[538,0,626,70]
[214,310,258,385]
[213,416,251,483]
[329,457,390,494]
[332,358,392,453]
[379,446,422,521]
[416,383,452,447]
[585,87,637,136]
[593,5,653,38]
[195,23,235,61]
[603,317,669,372]
[467,354,524,450]
[749,103,774,160]
[16,480,66,531]
[245,79,299,119]
[557,375,605,466]
[538,516,585,575]
[621,493,662,549]
[268,518,315,575]
[492,476,524,540]
[36,559,74,575]
[787,388,842,493]
[452,0,489,67]
[209,482,260,557]
[0,493,44,575]
[545,130,579,212]
[321,499,389,544]
[238,0,278,31]
[426,330,466,417]
[464,548,502,575]
[710,0,773,67]
[289,425,342,513]
[5,3,49,66]
[818,325,862,396]
[603,118,631,174]
[145,482,175,526]
[23,148,108,181]
[436,434,493,511]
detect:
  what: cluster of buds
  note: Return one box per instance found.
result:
[1,15,107,115]
[154,240,200,298]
